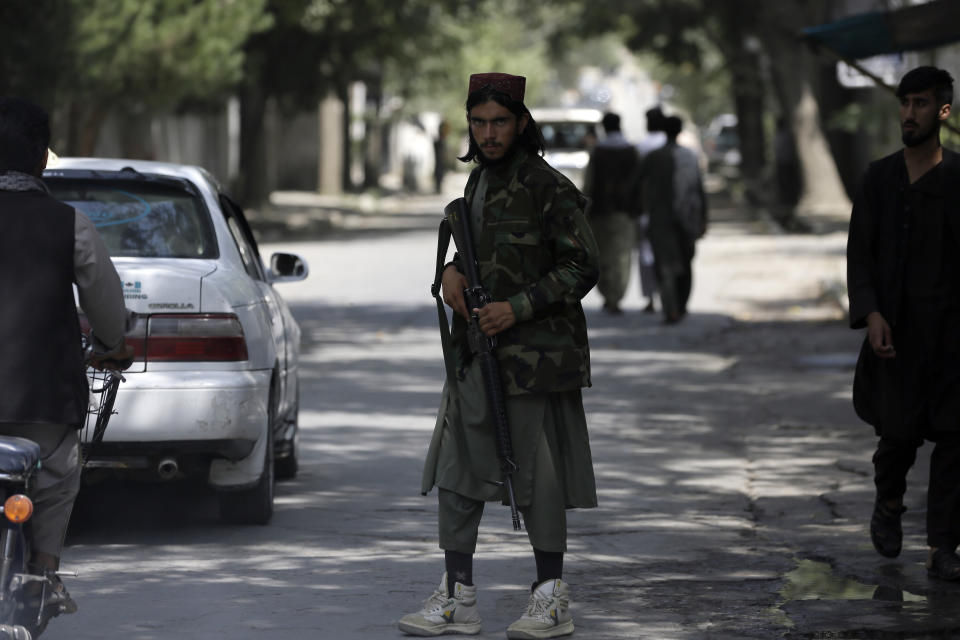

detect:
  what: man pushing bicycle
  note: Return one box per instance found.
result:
[0,97,132,618]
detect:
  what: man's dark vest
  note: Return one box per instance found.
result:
[589,144,639,216]
[0,190,87,426]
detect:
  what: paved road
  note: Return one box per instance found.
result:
[46,202,960,639]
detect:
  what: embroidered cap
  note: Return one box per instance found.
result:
[468,73,526,102]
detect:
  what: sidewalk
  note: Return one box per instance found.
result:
[246,173,468,242]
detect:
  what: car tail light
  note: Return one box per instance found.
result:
[146,314,248,361]
[78,313,147,362]
[125,314,148,361]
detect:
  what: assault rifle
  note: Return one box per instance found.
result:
[442,197,522,531]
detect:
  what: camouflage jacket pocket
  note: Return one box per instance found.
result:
[496,229,541,246]
[487,230,547,294]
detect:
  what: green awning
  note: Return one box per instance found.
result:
[803,0,960,60]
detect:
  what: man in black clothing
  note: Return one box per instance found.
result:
[847,66,960,580]
[639,116,706,324]
[0,97,132,613]
[583,112,640,314]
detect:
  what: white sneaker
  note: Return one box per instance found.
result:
[506,579,574,639]
[0,624,31,640]
[398,572,482,636]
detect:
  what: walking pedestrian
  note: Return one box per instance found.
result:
[583,112,640,314]
[399,72,599,639]
[847,66,960,580]
[636,107,667,313]
[637,106,667,157]
[638,115,707,324]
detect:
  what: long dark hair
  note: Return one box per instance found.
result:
[458,85,545,163]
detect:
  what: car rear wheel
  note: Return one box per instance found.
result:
[218,385,276,525]
[274,438,297,480]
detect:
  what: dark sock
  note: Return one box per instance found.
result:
[533,548,563,585]
[444,550,473,596]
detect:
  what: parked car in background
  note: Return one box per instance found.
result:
[44,158,308,525]
[530,107,603,189]
[703,113,741,175]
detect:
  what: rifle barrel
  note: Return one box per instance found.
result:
[477,350,522,531]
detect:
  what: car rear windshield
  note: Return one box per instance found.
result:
[539,122,596,151]
[47,178,218,259]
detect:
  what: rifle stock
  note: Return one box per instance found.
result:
[443,198,522,531]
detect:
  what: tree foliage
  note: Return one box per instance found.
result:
[1,0,856,216]
[0,1,75,108]
[71,0,270,109]
[403,0,556,126]
[241,0,477,108]
[1,0,271,153]
[550,0,853,220]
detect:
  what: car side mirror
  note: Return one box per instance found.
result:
[269,252,309,283]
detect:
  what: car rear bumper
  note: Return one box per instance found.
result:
[94,370,271,445]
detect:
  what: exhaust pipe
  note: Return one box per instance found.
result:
[157,458,179,480]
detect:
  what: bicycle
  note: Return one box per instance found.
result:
[80,335,126,465]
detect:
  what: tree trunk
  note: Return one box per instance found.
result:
[64,101,108,157]
[118,109,156,160]
[79,108,108,157]
[362,76,383,191]
[712,1,767,206]
[64,101,83,156]
[792,83,851,216]
[760,1,851,224]
[338,81,354,193]
[238,79,270,208]
[729,50,767,206]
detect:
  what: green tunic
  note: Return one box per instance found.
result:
[421,360,598,507]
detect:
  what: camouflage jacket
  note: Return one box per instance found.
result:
[451,147,599,395]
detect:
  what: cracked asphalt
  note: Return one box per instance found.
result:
[43,189,960,639]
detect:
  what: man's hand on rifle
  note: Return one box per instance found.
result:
[475,301,516,337]
[442,264,469,318]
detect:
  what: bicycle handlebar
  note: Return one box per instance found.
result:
[89,346,135,371]
[82,334,135,371]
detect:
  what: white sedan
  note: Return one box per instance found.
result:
[45,158,307,525]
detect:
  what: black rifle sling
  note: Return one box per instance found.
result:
[431,218,490,484]
[431,219,460,392]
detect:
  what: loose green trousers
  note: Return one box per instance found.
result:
[422,360,597,553]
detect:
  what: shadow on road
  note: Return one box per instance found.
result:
[59,287,960,637]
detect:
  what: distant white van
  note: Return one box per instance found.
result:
[530,108,603,189]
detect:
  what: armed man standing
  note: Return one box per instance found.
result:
[0,97,132,616]
[399,73,599,639]
[847,66,960,580]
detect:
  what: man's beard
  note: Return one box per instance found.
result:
[902,119,940,147]
[477,138,519,166]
